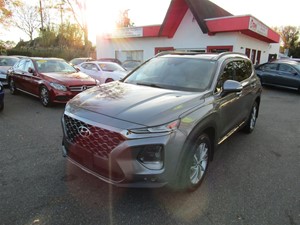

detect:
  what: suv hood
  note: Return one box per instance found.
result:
[68,81,205,126]
[42,72,96,85]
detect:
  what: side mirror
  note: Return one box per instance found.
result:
[222,80,243,95]
[28,67,35,74]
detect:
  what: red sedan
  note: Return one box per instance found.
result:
[7,57,98,106]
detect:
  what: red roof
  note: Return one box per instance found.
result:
[106,0,280,43]
[205,15,280,43]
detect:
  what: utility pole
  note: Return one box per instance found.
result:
[39,0,44,31]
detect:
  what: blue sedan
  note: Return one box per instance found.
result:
[255,60,300,92]
[0,81,4,111]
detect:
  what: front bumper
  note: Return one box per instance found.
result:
[50,90,84,104]
[0,74,8,85]
[61,112,186,188]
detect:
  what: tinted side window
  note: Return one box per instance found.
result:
[261,63,277,71]
[235,60,252,82]
[216,61,234,92]
[278,64,296,73]
[216,60,251,92]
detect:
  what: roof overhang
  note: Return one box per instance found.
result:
[205,15,280,43]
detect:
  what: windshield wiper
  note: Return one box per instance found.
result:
[136,82,164,88]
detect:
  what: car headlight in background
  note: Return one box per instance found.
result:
[50,82,67,91]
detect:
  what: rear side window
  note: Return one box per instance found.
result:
[278,64,296,73]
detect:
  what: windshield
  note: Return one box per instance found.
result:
[0,57,19,66]
[36,59,77,73]
[98,62,126,72]
[124,57,216,91]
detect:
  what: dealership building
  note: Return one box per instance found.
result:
[96,0,280,65]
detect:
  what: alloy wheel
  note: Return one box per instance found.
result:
[40,86,50,106]
[250,105,257,130]
[190,142,209,185]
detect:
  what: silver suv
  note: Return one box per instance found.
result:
[61,52,262,191]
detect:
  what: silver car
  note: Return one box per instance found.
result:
[61,52,262,191]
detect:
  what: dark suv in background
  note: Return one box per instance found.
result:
[61,52,262,191]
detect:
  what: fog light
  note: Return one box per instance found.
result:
[137,145,164,170]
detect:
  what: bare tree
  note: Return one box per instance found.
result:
[14,3,41,41]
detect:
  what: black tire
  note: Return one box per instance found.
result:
[105,78,114,83]
[243,101,258,133]
[9,79,17,95]
[179,133,211,191]
[0,101,3,111]
[40,86,51,107]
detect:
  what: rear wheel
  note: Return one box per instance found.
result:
[40,86,51,107]
[9,79,17,95]
[243,102,258,133]
[179,133,211,191]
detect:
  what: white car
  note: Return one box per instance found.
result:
[78,61,128,84]
[0,56,19,85]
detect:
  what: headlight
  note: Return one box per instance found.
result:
[129,120,180,134]
[137,145,164,170]
[50,82,67,91]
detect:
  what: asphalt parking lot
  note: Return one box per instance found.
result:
[0,86,299,225]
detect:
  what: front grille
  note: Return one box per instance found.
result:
[64,115,125,159]
[69,85,95,92]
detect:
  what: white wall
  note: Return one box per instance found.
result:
[96,9,280,64]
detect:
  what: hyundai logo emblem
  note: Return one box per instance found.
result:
[78,125,91,138]
[82,85,87,91]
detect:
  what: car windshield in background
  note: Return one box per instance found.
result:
[124,56,216,91]
[97,62,126,72]
[0,57,19,66]
[292,62,300,71]
[36,60,77,73]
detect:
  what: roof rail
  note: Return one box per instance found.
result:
[155,51,247,59]
[211,52,247,60]
[155,51,218,57]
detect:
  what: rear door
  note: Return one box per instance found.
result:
[275,63,300,89]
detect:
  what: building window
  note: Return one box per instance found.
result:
[245,48,251,58]
[207,46,233,53]
[115,50,143,63]
[155,47,174,54]
[256,50,261,65]
[251,49,256,64]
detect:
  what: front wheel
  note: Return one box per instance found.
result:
[0,101,3,111]
[40,86,51,107]
[180,134,211,191]
[243,102,258,133]
[9,79,17,95]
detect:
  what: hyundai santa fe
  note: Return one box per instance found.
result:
[61,52,262,191]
